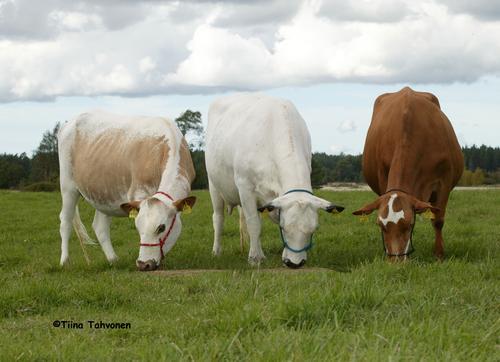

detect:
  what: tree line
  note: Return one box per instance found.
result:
[1,112,500,190]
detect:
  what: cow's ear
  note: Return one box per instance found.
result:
[310,195,344,213]
[258,204,275,213]
[413,199,440,215]
[325,204,345,213]
[352,198,381,216]
[174,196,197,212]
[120,200,141,216]
[258,195,285,212]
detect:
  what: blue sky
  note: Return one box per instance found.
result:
[1,0,499,155]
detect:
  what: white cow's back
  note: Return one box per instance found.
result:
[206,93,312,207]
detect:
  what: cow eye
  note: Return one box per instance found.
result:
[156,224,166,234]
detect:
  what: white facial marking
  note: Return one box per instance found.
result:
[379,193,405,226]
[404,238,412,254]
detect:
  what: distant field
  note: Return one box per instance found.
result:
[0,189,498,361]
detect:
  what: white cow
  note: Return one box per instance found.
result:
[58,110,196,271]
[206,93,344,268]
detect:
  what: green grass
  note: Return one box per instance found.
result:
[0,189,498,361]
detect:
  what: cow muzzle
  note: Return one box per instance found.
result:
[136,259,158,272]
[387,255,409,263]
[283,258,306,269]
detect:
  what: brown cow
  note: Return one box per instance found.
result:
[353,87,463,260]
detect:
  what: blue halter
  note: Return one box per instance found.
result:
[278,189,314,253]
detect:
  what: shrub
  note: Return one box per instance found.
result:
[22,182,59,192]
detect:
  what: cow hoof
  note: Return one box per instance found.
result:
[248,254,265,266]
[60,256,69,267]
[212,247,221,257]
[434,253,444,261]
[107,255,119,265]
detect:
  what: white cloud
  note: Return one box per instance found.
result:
[212,0,302,28]
[0,0,500,102]
[165,1,500,91]
[440,0,500,20]
[319,0,413,23]
[0,7,194,101]
[139,56,156,74]
[48,10,103,32]
[329,144,351,155]
[337,120,357,133]
[164,24,274,88]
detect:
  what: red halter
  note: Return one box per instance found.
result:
[139,192,177,259]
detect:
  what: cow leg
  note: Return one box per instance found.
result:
[431,192,449,260]
[238,206,248,253]
[59,189,79,266]
[432,217,445,260]
[92,210,118,264]
[209,181,224,256]
[239,190,265,265]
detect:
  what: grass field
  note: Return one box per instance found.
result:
[0,189,499,361]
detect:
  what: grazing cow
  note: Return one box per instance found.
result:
[353,87,463,260]
[58,110,196,271]
[206,93,344,268]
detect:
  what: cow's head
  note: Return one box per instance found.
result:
[121,195,196,271]
[353,191,439,260]
[258,191,344,268]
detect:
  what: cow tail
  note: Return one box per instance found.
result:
[238,206,248,253]
[72,206,96,245]
[72,205,96,265]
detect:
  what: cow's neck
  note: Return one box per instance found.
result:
[385,148,423,198]
[386,173,416,194]
[277,153,313,194]
[156,162,190,201]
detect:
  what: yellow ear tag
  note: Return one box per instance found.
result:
[182,203,192,215]
[129,209,138,219]
[423,209,435,220]
[359,214,369,223]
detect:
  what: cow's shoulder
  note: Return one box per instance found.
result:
[414,91,441,109]
[373,92,393,109]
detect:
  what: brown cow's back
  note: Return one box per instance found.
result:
[362,87,463,198]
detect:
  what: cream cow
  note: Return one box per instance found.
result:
[57,110,196,271]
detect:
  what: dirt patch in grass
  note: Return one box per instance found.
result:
[152,267,333,277]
